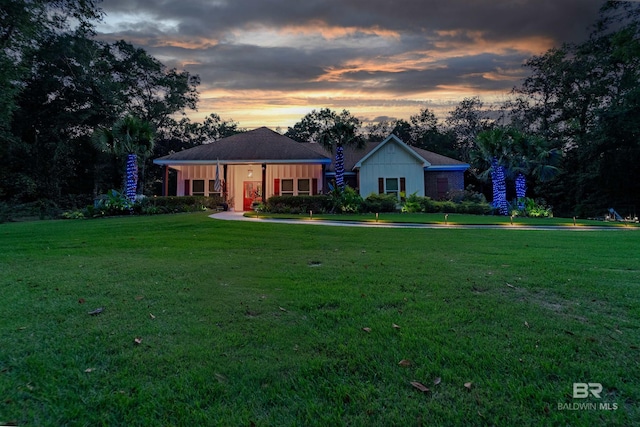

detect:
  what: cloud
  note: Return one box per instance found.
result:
[95,0,605,127]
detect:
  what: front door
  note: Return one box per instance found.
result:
[243,181,262,211]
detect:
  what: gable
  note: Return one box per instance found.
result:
[154,127,331,165]
[354,135,427,169]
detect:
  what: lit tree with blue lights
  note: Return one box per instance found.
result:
[286,108,364,191]
[509,130,562,203]
[472,128,511,215]
[92,115,155,204]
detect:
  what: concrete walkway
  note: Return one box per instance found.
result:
[209,211,637,231]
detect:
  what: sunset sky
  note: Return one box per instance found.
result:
[95,0,606,129]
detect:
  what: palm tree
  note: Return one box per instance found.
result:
[287,108,364,191]
[509,131,561,202]
[472,128,510,215]
[318,118,365,190]
[93,115,155,203]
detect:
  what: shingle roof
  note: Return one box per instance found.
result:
[153,127,467,171]
[302,139,468,172]
[154,127,331,165]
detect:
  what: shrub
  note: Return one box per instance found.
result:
[332,186,363,213]
[510,197,553,218]
[457,201,493,215]
[265,195,332,214]
[401,192,422,213]
[446,186,487,203]
[437,200,457,213]
[419,197,439,213]
[89,193,225,217]
[362,193,398,213]
[61,210,85,219]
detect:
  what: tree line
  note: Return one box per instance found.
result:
[1,0,638,218]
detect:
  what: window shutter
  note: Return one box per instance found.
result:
[184,179,190,196]
[312,178,318,195]
[274,179,280,196]
[400,177,406,193]
[378,178,384,194]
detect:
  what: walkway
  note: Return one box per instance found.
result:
[209,211,636,231]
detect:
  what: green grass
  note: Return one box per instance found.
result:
[1,213,638,426]
[245,211,639,228]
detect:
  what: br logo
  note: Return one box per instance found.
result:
[573,383,603,399]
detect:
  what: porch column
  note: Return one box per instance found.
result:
[261,163,267,200]
[322,164,326,194]
[163,165,169,196]
[223,164,228,199]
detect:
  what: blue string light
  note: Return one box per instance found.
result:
[335,145,345,190]
[515,173,527,209]
[126,153,138,205]
[491,158,508,215]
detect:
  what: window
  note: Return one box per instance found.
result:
[208,180,221,197]
[385,178,398,198]
[298,179,310,195]
[281,179,294,196]
[192,180,205,196]
[378,177,406,200]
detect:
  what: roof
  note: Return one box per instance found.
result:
[153,126,468,172]
[303,136,469,172]
[154,127,331,165]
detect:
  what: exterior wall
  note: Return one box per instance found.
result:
[424,170,465,199]
[358,140,425,197]
[174,163,323,211]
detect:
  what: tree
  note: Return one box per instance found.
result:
[107,40,200,131]
[286,109,364,190]
[159,113,241,145]
[509,0,640,216]
[93,116,155,203]
[2,25,200,203]
[364,118,411,143]
[408,107,457,158]
[509,132,561,201]
[472,129,510,215]
[0,0,102,132]
[445,97,494,163]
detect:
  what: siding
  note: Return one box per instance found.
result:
[424,170,465,199]
[358,140,425,197]
[175,163,323,211]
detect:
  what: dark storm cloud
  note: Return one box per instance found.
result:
[100,0,603,43]
[95,0,606,126]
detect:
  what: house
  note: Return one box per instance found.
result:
[153,127,469,211]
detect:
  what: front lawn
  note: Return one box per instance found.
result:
[0,213,638,426]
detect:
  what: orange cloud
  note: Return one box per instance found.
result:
[433,29,555,56]
[280,20,401,40]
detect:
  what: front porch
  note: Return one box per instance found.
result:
[162,162,325,211]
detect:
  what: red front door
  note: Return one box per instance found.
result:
[243,181,262,211]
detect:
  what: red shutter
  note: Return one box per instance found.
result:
[378,178,384,194]
[312,178,318,195]
[184,179,190,196]
[400,177,406,193]
[274,179,280,196]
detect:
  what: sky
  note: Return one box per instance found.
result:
[95,0,607,130]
